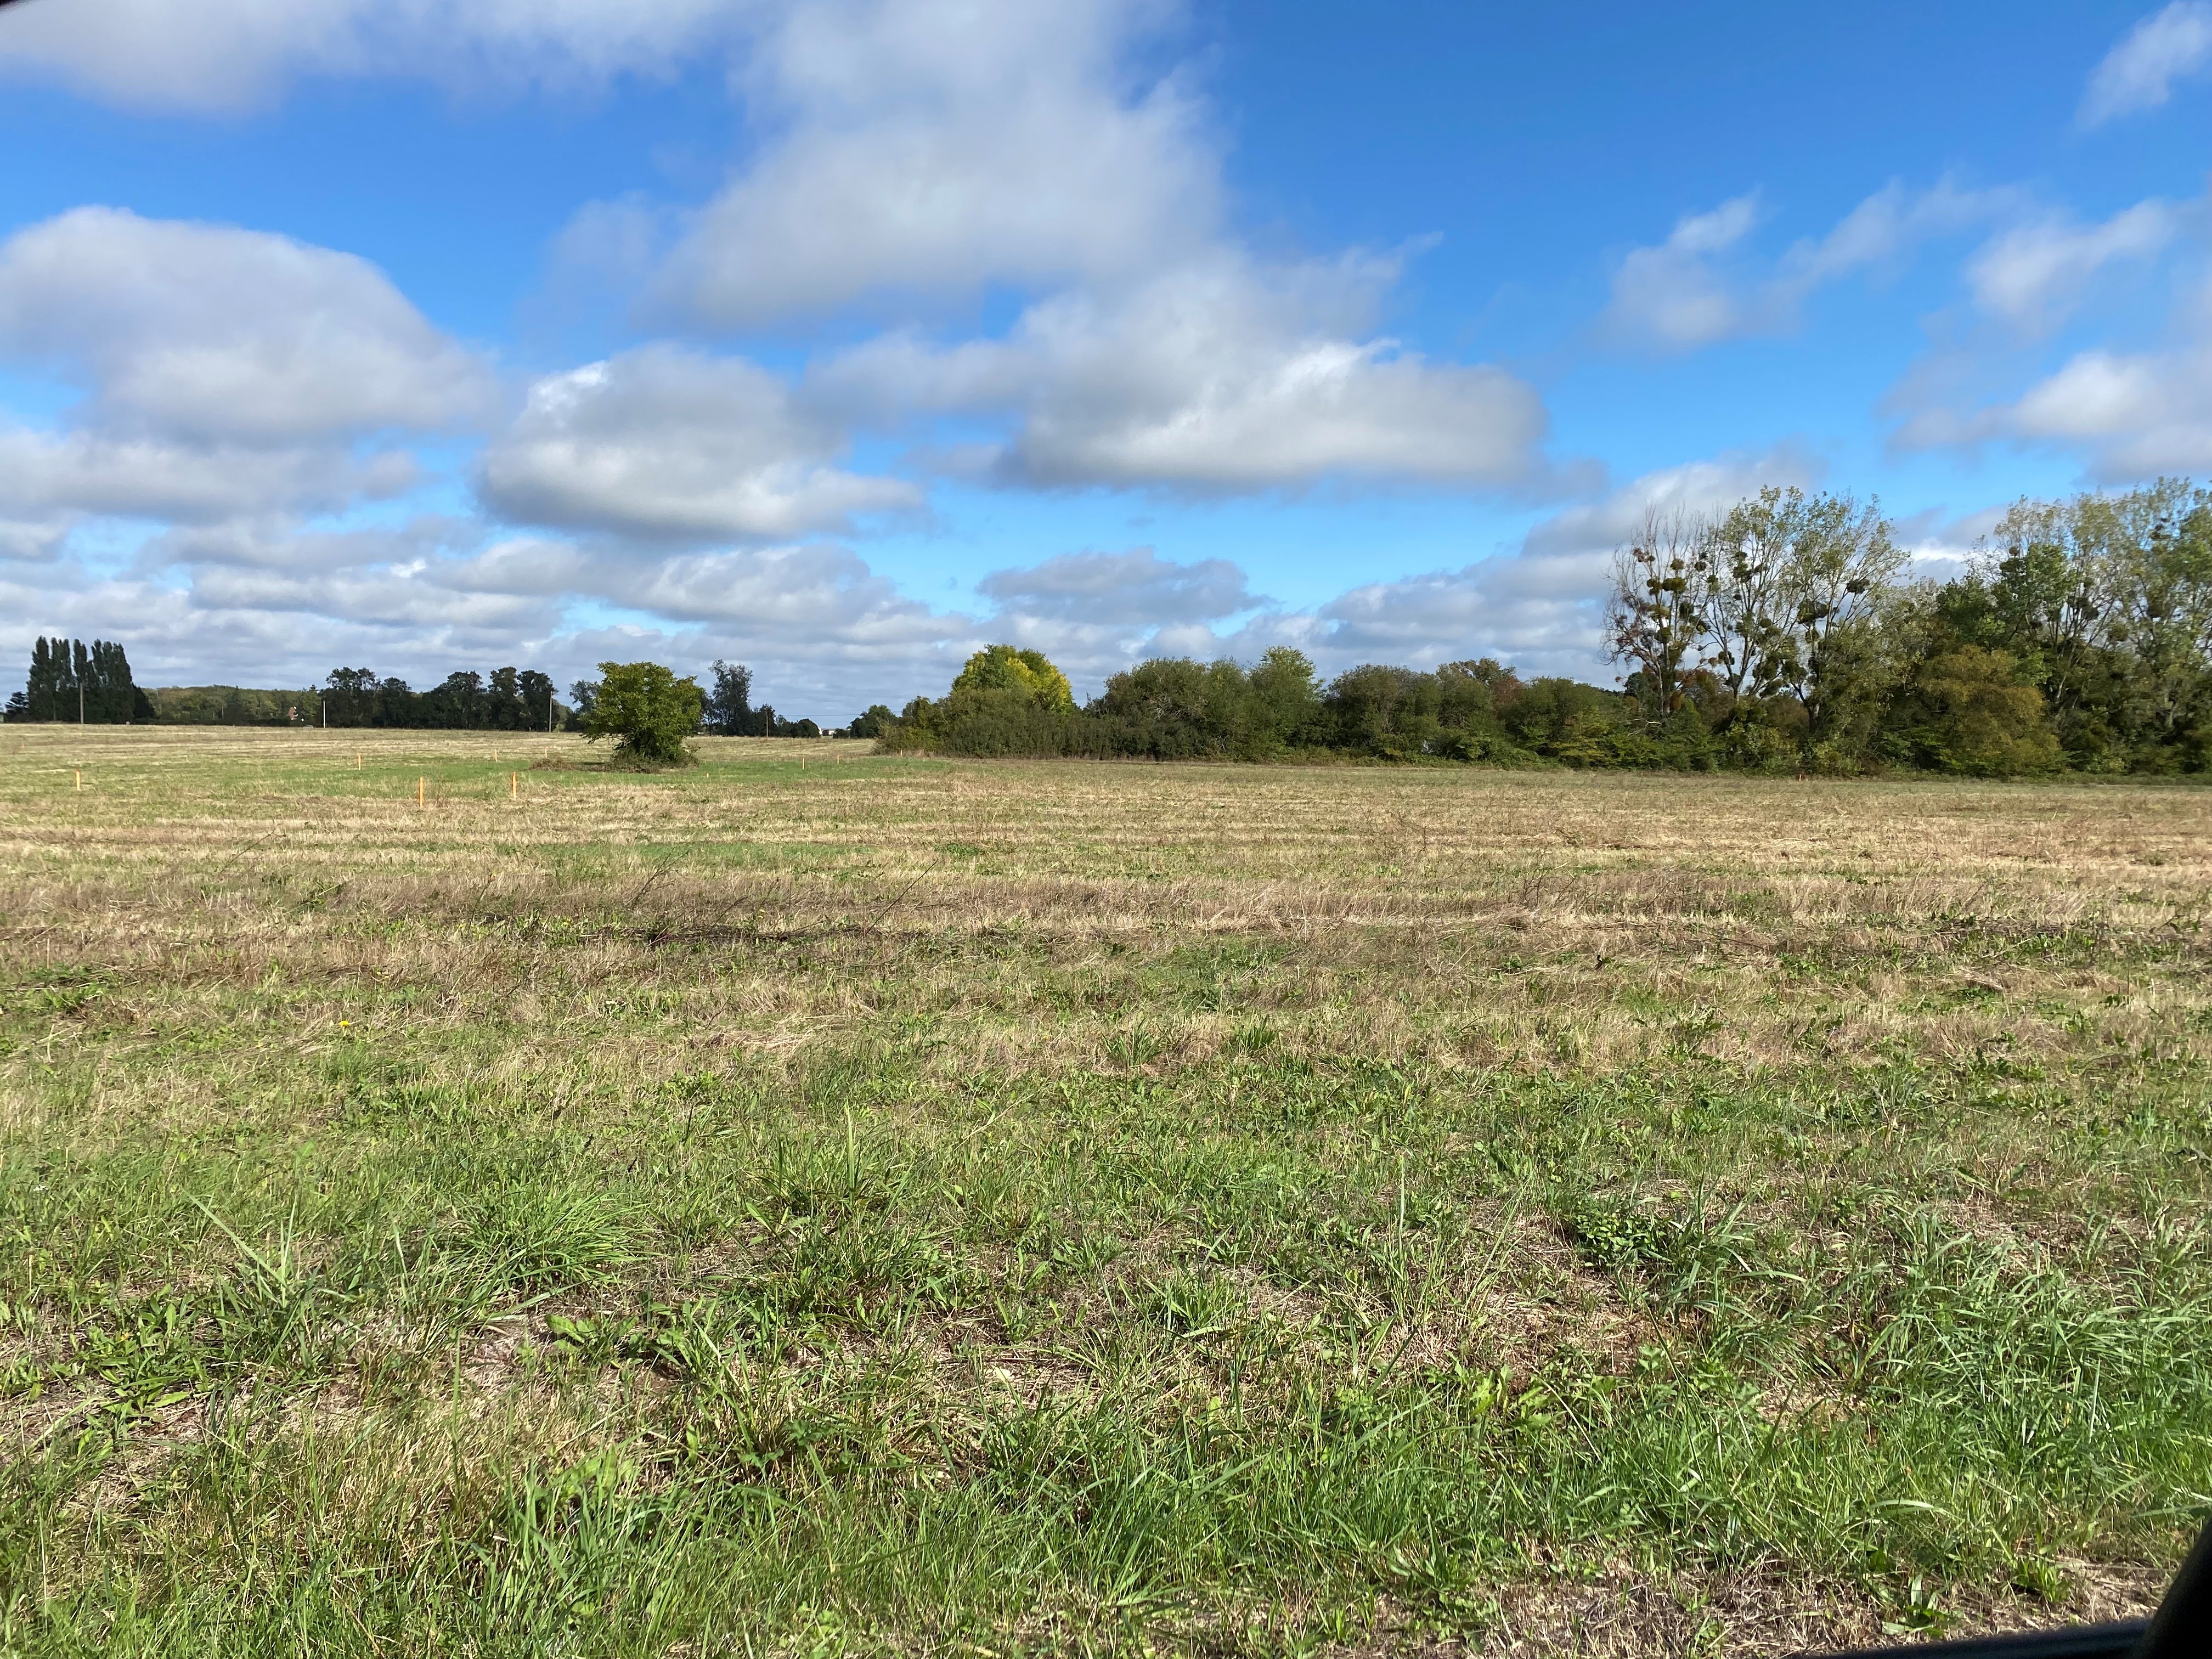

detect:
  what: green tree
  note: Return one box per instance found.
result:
[582,661,703,766]
[25,636,73,721]
[703,662,757,735]
[1093,657,1221,758]
[1243,646,1323,755]
[1326,664,1442,759]
[1716,489,1908,759]
[1882,646,2062,776]
[1943,481,2212,771]
[10,636,144,722]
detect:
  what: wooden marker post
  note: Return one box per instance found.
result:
[74,770,82,791]
[417,777,425,806]
[510,771,518,798]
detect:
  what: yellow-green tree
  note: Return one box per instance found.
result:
[1884,646,2062,776]
[951,645,1074,710]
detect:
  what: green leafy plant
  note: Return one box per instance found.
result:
[580,660,703,768]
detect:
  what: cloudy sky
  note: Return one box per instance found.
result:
[3,1,2208,718]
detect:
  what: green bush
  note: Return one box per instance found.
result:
[582,661,703,768]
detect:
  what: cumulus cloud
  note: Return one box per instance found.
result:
[478,346,918,540]
[1965,201,2181,332]
[647,0,1215,325]
[0,0,743,114]
[2080,2,2212,126]
[0,207,494,442]
[551,0,1566,496]
[0,427,417,524]
[618,545,948,644]
[1604,182,2011,351]
[187,563,559,633]
[5,506,983,708]
[0,550,566,692]
[0,0,1589,694]
[1516,447,1824,561]
[823,253,1553,492]
[0,208,487,534]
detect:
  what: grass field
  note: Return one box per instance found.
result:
[2,725,2208,1656]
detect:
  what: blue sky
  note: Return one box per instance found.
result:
[3,0,2209,719]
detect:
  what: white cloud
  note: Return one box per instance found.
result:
[1516,447,1823,561]
[478,346,918,540]
[560,0,1565,496]
[1893,207,2212,477]
[1604,181,2011,351]
[0,0,1589,695]
[823,253,1553,492]
[640,0,1214,325]
[978,548,1256,626]
[0,555,566,693]
[2080,2,2212,126]
[0,427,419,524]
[1602,195,1768,349]
[0,207,493,444]
[2,442,1835,714]
[1965,201,2180,332]
[141,517,459,574]
[0,208,484,531]
[620,545,947,644]
[187,563,558,633]
[0,0,743,114]
[2000,337,2212,474]
[0,517,72,564]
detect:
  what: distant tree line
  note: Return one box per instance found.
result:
[316,666,565,730]
[3,637,155,723]
[149,686,320,725]
[5,642,840,740]
[878,481,2212,777]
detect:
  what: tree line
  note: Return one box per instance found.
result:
[878,481,2212,776]
[4,643,833,743]
[319,667,562,730]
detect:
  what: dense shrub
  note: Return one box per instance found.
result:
[583,661,704,768]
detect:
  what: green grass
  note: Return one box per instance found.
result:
[0,726,2208,1655]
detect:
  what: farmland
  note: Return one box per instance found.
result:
[1,726,2208,1655]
